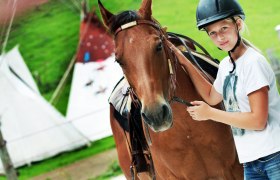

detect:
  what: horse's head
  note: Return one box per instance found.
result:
[98,0,176,132]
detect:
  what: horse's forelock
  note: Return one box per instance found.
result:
[109,10,140,33]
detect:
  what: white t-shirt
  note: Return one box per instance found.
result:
[213,47,280,163]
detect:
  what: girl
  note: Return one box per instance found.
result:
[168,0,280,179]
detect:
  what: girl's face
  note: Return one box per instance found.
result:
[206,19,240,51]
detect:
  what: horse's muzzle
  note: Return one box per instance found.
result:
[141,102,173,132]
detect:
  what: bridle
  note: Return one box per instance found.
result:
[113,19,194,108]
[112,19,194,180]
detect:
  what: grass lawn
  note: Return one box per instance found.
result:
[0,136,115,180]
[0,0,280,179]
[91,160,123,180]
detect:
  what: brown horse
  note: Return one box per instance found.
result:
[99,0,243,179]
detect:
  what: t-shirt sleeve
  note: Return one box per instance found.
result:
[244,58,270,95]
[213,68,223,95]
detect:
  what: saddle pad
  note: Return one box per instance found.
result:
[109,77,132,118]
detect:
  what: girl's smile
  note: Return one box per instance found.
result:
[219,40,229,47]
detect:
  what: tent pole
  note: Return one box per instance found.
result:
[0,116,18,180]
[49,54,76,105]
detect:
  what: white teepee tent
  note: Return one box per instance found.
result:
[66,55,123,141]
[66,5,124,141]
[0,46,89,173]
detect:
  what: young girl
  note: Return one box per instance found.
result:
[168,0,280,179]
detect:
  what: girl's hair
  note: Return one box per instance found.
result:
[232,16,262,53]
[242,38,261,53]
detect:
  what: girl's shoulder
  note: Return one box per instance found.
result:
[219,47,269,70]
[243,47,268,66]
[243,48,275,78]
[247,47,266,60]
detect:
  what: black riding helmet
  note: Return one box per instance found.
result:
[196,0,245,30]
[196,0,245,74]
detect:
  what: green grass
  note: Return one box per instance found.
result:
[0,0,280,179]
[1,0,81,114]
[91,160,123,180]
[0,136,115,180]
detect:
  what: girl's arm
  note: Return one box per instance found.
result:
[188,86,269,130]
[168,41,222,105]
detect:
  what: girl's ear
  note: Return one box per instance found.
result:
[236,18,243,31]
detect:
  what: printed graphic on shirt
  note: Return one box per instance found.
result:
[223,72,245,136]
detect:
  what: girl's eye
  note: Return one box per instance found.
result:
[208,32,216,37]
[221,27,228,31]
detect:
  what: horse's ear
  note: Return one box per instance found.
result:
[98,0,115,28]
[162,26,168,33]
[138,0,152,20]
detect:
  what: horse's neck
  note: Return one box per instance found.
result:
[175,65,202,101]
[175,64,226,111]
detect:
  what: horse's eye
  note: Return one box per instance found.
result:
[156,42,163,52]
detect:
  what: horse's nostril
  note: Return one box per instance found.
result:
[162,104,169,119]
[141,103,172,132]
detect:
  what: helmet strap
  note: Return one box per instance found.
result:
[228,51,236,74]
[228,17,241,73]
[228,32,240,73]
[230,33,241,53]
[229,17,241,53]
[217,17,241,53]
[215,17,242,73]
[217,33,241,53]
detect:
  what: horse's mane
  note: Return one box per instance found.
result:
[109,10,140,33]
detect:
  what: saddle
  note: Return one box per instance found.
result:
[108,32,220,179]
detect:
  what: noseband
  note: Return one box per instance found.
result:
[113,19,193,107]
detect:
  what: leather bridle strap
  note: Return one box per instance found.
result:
[114,19,194,108]
[114,19,161,36]
[114,19,176,77]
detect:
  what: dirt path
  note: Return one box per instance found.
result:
[31,148,120,180]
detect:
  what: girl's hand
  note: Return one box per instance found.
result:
[186,101,212,121]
